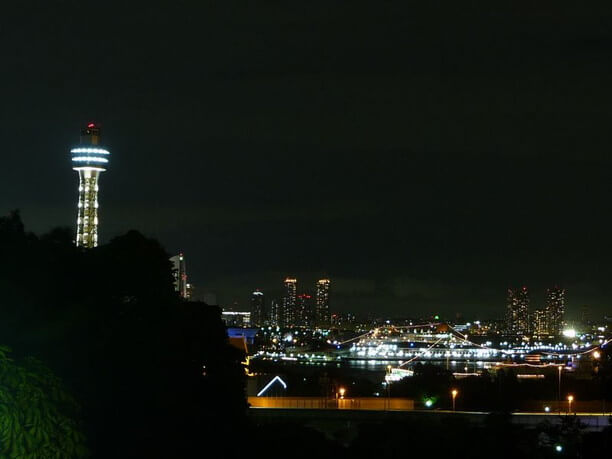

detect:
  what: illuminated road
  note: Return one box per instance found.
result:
[249,396,414,410]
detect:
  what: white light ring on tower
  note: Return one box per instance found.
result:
[71,156,109,163]
[70,148,110,155]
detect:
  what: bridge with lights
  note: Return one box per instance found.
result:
[338,322,608,375]
[253,322,609,381]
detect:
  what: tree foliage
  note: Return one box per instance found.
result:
[0,346,87,458]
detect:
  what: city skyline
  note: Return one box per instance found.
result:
[3,2,612,318]
[3,3,612,456]
[225,278,586,329]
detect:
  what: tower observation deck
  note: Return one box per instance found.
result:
[71,123,110,248]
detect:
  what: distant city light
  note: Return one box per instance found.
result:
[562,329,576,338]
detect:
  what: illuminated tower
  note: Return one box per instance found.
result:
[71,123,110,248]
[315,279,331,327]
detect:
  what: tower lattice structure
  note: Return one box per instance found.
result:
[71,123,110,248]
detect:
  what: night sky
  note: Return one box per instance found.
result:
[2,1,612,319]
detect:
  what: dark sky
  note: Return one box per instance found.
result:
[2,1,612,319]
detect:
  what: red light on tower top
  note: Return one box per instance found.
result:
[80,123,101,145]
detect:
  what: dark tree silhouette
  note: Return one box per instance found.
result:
[0,211,246,457]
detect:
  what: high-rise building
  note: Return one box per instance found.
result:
[251,289,266,326]
[546,287,565,336]
[532,308,549,337]
[506,286,529,336]
[315,278,331,326]
[296,293,314,327]
[270,300,282,327]
[71,123,110,248]
[170,253,189,299]
[283,278,297,326]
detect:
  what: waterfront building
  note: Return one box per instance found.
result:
[315,278,331,326]
[506,286,529,336]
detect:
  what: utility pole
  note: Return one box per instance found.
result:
[557,365,562,413]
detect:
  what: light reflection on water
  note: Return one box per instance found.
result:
[256,358,494,373]
[344,359,492,371]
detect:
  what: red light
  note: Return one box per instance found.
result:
[87,123,95,128]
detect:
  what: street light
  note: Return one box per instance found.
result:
[567,395,574,414]
[592,350,605,414]
[451,389,458,412]
[339,387,346,399]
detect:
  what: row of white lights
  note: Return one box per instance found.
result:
[72,156,109,163]
[71,147,110,155]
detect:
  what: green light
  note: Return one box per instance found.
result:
[425,399,433,407]
[434,315,440,320]
[555,445,563,453]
